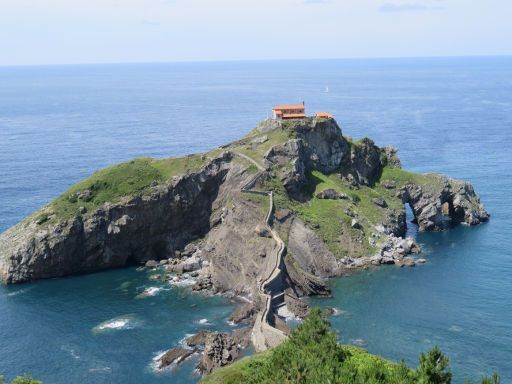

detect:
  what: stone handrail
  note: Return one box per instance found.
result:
[235,152,288,351]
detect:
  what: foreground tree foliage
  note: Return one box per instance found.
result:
[202,308,501,384]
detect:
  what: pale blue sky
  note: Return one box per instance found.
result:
[1,0,511,65]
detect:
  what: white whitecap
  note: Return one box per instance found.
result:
[179,333,195,347]
[135,286,164,299]
[93,316,140,333]
[197,318,210,325]
[332,307,346,316]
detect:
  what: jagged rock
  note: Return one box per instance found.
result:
[382,146,401,168]
[158,348,195,369]
[381,257,395,265]
[182,243,198,257]
[381,179,397,189]
[342,138,383,186]
[183,255,202,272]
[230,327,252,349]
[402,257,416,267]
[324,306,336,316]
[372,197,388,208]
[265,139,308,200]
[229,303,256,324]
[145,260,158,268]
[186,330,211,347]
[197,332,239,374]
[351,219,362,229]
[284,293,309,318]
[400,178,489,231]
[192,273,213,291]
[316,189,348,200]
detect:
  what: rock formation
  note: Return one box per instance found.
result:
[0,117,489,287]
[0,115,490,373]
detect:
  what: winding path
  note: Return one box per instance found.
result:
[236,152,288,352]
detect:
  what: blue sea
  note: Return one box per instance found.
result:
[0,57,511,383]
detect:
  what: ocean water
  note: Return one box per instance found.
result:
[0,57,511,383]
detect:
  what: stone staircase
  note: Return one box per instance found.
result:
[236,152,288,352]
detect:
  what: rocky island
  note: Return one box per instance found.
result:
[0,116,489,374]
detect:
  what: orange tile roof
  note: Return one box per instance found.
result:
[282,113,306,119]
[315,112,333,118]
[273,105,305,111]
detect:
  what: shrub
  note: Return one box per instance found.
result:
[417,346,452,384]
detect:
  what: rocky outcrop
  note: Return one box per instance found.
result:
[0,153,232,284]
[157,348,196,369]
[185,330,211,347]
[229,302,257,324]
[197,332,240,374]
[316,189,348,200]
[400,176,489,230]
[341,138,383,186]
[265,139,308,199]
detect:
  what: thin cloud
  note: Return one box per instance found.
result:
[379,2,444,12]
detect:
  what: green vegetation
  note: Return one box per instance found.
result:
[235,124,297,161]
[201,309,500,384]
[45,154,207,221]
[0,376,41,384]
[379,167,431,187]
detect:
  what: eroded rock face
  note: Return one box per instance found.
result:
[265,139,308,199]
[0,154,232,284]
[400,177,489,231]
[342,138,383,186]
[197,332,240,374]
[293,118,349,173]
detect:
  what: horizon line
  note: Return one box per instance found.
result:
[1,54,511,68]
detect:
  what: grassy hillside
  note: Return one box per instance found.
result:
[33,154,208,223]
